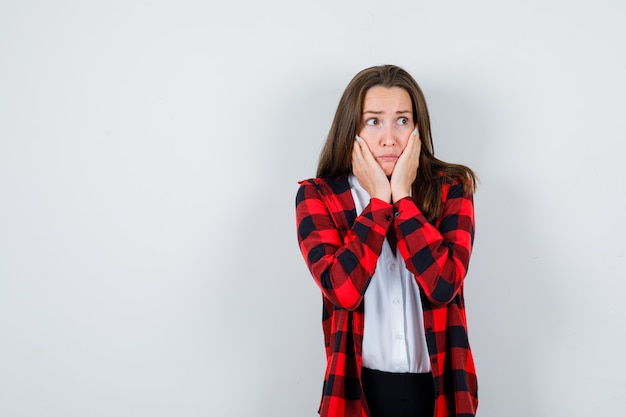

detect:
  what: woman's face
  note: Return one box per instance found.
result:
[358,86,416,176]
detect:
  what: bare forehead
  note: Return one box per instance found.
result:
[362,86,412,112]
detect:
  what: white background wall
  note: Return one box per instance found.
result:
[1,1,624,416]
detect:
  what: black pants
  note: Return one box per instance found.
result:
[361,367,435,417]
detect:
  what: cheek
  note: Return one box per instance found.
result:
[399,137,410,152]
[380,163,395,176]
[358,125,374,137]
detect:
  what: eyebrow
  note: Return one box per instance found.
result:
[362,110,412,115]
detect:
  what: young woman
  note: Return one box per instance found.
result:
[295,65,478,417]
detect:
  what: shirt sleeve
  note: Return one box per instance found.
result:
[393,182,475,306]
[295,181,393,310]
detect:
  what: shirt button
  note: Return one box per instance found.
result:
[395,335,403,341]
[393,298,400,304]
[394,211,400,217]
[385,215,392,221]
[390,264,397,271]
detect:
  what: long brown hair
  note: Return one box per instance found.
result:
[317,64,477,221]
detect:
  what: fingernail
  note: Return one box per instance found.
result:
[355,135,362,143]
[413,128,418,136]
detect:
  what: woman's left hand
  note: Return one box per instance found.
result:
[390,128,421,202]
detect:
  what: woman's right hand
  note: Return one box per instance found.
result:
[352,136,391,202]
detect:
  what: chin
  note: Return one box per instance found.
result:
[382,165,395,177]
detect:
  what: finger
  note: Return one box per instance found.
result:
[357,136,379,166]
[413,128,421,149]
[353,136,365,161]
[358,135,375,162]
[408,127,418,147]
[356,135,369,154]
[406,128,421,159]
[414,131,422,159]
[352,137,367,174]
[397,132,414,162]
[351,148,361,174]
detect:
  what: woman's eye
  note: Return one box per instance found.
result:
[365,118,379,126]
[398,117,409,125]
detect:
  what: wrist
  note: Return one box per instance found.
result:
[391,190,410,203]
[373,190,391,203]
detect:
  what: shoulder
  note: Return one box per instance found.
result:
[439,171,473,201]
[296,177,350,204]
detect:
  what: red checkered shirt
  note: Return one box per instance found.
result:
[295,176,478,417]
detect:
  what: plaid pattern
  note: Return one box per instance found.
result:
[296,176,478,417]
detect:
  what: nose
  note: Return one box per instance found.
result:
[380,125,397,146]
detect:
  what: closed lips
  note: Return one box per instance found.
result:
[378,155,398,161]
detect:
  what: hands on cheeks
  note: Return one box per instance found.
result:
[351,128,421,204]
[390,128,421,202]
[351,136,391,202]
